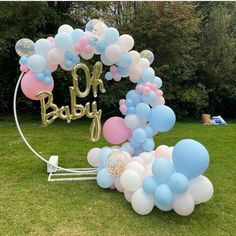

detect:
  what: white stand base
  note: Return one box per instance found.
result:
[47,156,97,182]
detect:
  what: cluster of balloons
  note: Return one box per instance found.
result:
[88,140,213,216]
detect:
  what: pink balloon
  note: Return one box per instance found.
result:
[48,62,58,72]
[20,65,29,73]
[21,71,54,100]
[155,147,172,160]
[115,177,124,192]
[47,48,64,65]
[103,116,131,145]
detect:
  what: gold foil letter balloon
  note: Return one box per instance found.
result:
[15,38,35,57]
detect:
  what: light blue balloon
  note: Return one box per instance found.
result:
[143,176,159,195]
[144,125,154,138]
[169,172,189,193]
[141,68,155,82]
[153,76,162,88]
[127,106,135,114]
[27,54,47,73]
[97,168,115,188]
[100,54,113,66]
[126,90,141,105]
[135,103,150,119]
[133,147,144,156]
[132,128,147,144]
[105,72,113,80]
[44,68,52,77]
[117,52,133,68]
[36,73,44,81]
[98,147,112,168]
[71,29,84,43]
[142,138,155,151]
[55,32,73,50]
[64,51,74,60]
[34,39,52,56]
[154,184,174,207]
[72,55,80,64]
[19,56,28,65]
[117,66,128,77]
[149,105,176,132]
[172,139,210,179]
[65,60,73,69]
[152,158,174,183]
[142,91,156,104]
[43,77,52,85]
[96,40,107,53]
[155,201,172,211]
[125,99,133,106]
[104,27,119,44]
[129,137,141,148]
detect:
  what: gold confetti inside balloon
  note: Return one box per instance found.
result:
[15,38,35,57]
[140,50,154,64]
[105,151,129,176]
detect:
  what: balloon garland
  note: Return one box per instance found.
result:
[15,19,214,216]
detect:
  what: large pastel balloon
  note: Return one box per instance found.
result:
[55,32,73,50]
[173,193,195,216]
[120,169,141,192]
[131,188,154,215]
[97,168,115,188]
[27,54,47,73]
[47,48,64,65]
[21,71,54,100]
[149,105,176,132]
[104,44,122,62]
[103,117,131,145]
[126,161,145,175]
[172,139,210,179]
[187,175,214,204]
[58,24,73,33]
[118,34,134,51]
[15,38,35,57]
[34,39,52,56]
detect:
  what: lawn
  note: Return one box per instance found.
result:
[0,116,235,235]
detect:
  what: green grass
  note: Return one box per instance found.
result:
[0,116,235,235]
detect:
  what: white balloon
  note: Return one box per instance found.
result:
[150,96,165,107]
[47,48,64,65]
[87,147,101,167]
[120,169,141,192]
[80,52,94,60]
[138,152,154,165]
[124,114,141,129]
[126,161,145,175]
[118,34,134,51]
[128,65,142,83]
[121,142,135,155]
[58,24,74,34]
[124,190,133,202]
[173,193,195,216]
[129,50,141,64]
[104,44,122,62]
[131,188,154,215]
[114,177,124,193]
[138,58,150,71]
[188,175,214,204]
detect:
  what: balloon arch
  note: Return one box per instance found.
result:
[14,19,213,217]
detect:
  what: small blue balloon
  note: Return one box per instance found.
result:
[100,54,113,66]
[152,158,174,183]
[142,68,155,82]
[155,201,172,211]
[34,39,52,56]
[126,90,141,105]
[104,27,119,44]
[129,137,141,148]
[27,54,47,73]
[143,176,159,195]
[149,105,176,132]
[117,66,129,77]
[144,125,154,138]
[43,76,52,85]
[97,168,115,188]
[127,106,135,114]
[19,56,28,65]
[64,51,74,60]
[88,38,97,47]
[132,128,147,144]
[36,73,44,81]
[135,103,150,119]
[72,55,80,64]
[169,173,189,193]
[96,40,107,53]
[142,91,156,104]
[153,76,162,88]
[154,184,174,207]
[44,68,52,77]
[172,139,210,179]
[133,147,144,156]
[117,52,133,68]
[55,32,73,50]
[142,138,155,151]
[98,147,112,168]
[105,72,113,80]
[71,29,84,43]
[64,60,73,69]
[125,99,133,106]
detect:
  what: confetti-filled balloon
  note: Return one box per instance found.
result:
[140,50,154,64]
[15,38,35,57]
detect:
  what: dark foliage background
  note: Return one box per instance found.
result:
[0,1,236,119]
